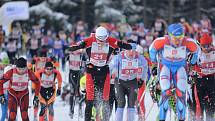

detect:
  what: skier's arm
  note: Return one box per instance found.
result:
[67,40,86,52]
[139,56,148,82]
[0,79,8,95]
[109,55,118,78]
[55,70,62,89]
[184,38,201,65]
[149,38,166,63]
[117,41,132,50]
[29,70,41,96]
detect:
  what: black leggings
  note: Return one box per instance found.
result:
[85,74,110,121]
[191,75,215,120]
[69,70,81,114]
[115,79,138,108]
[109,84,117,112]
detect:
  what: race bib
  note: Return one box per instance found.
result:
[121,58,138,78]
[200,51,215,74]
[69,53,81,70]
[90,42,109,67]
[163,45,186,60]
[41,73,55,88]
[12,73,29,91]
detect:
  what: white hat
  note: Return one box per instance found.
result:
[95,26,109,41]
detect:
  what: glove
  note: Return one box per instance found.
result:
[0,94,6,105]
[57,89,61,96]
[152,66,157,76]
[138,79,144,88]
[33,96,39,107]
[80,90,86,95]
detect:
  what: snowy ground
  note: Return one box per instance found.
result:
[0,61,196,121]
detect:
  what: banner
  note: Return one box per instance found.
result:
[0,1,29,35]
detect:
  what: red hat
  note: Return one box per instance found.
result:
[200,34,212,45]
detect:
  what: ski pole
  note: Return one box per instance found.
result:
[145,103,155,121]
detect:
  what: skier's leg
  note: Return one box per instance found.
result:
[115,80,126,121]
[109,84,116,118]
[69,70,78,116]
[175,67,187,121]
[20,92,30,121]
[85,73,95,121]
[205,76,215,120]
[39,103,47,121]
[8,92,18,121]
[137,84,146,120]
[127,80,138,121]
[85,100,94,121]
[194,77,206,120]
[159,65,171,121]
[48,103,54,121]
[101,73,110,121]
[1,92,8,121]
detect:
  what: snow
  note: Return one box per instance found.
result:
[0,61,195,121]
[29,1,69,20]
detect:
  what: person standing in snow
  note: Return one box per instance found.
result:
[68,26,132,121]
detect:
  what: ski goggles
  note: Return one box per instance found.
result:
[169,33,184,39]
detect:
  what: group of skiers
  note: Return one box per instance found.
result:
[67,23,214,121]
[0,16,213,121]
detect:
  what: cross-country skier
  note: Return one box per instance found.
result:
[0,52,10,121]
[0,57,41,121]
[191,33,215,120]
[109,41,148,121]
[35,62,62,121]
[68,26,132,121]
[149,23,199,121]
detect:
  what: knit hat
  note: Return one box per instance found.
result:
[200,33,212,45]
[15,57,27,68]
[45,61,53,68]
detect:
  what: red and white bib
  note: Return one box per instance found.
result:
[121,55,138,79]
[90,42,109,67]
[41,73,55,88]
[11,72,29,91]
[163,45,186,61]
[69,53,81,70]
[199,50,215,75]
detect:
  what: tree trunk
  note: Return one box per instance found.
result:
[196,0,201,20]
[168,0,174,23]
[143,0,148,27]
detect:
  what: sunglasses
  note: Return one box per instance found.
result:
[170,34,184,39]
[45,67,53,70]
